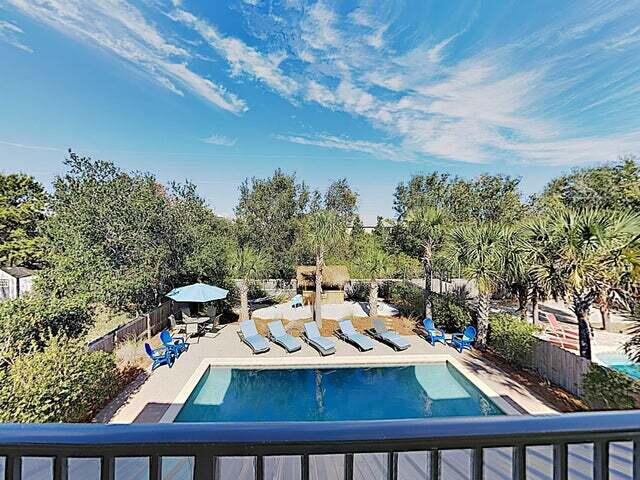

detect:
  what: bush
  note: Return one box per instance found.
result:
[388,282,424,318]
[432,293,472,332]
[345,281,369,302]
[487,313,539,367]
[0,294,92,367]
[0,336,119,422]
[583,364,640,410]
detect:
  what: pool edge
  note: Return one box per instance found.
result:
[160,355,522,423]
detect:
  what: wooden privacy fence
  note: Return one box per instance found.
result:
[528,336,591,398]
[87,301,173,353]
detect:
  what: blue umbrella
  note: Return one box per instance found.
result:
[166,282,228,303]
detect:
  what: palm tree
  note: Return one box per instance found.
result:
[404,206,449,318]
[501,225,531,321]
[520,218,561,325]
[443,223,507,348]
[529,209,640,359]
[302,210,346,328]
[352,237,391,318]
[229,246,270,321]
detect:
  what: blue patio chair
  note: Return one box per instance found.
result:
[422,318,446,346]
[366,319,411,351]
[238,320,270,354]
[267,320,302,353]
[336,320,374,352]
[451,325,477,353]
[160,329,188,357]
[144,343,174,370]
[302,321,336,356]
[291,294,303,308]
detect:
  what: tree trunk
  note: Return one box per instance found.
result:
[596,289,612,331]
[239,281,250,321]
[517,285,528,321]
[423,257,433,319]
[573,293,593,360]
[369,279,379,318]
[531,289,539,325]
[476,292,490,349]
[314,251,323,329]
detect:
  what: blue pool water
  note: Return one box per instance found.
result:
[175,363,503,422]
[597,353,640,379]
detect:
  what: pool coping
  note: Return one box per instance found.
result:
[159,354,522,423]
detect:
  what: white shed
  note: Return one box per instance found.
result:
[0,266,36,301]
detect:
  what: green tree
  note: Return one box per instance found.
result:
[529,209,640,359]
[302,210,346,328]
[401,206,449,318]
[350,214,365,240]
[538,156,640,212]
[0,173,46,267]
[169,181,234,286]
[40,152,231,313]
[324,178,358,224]
[371,216,393,248]
[501,225,531,321]
[229,246,270,321]
[443,223,508,348]
[352,237,391,318]
[520,218,559,324]
[393,172,525,224]
[235,169,310,278]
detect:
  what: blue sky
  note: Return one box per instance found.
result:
[1,0,640,222]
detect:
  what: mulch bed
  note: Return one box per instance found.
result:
[480,349,588,412]
[253,316,416,338]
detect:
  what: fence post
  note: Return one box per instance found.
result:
[146,314,152,340]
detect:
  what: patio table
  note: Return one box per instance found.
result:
[183,317,211,338]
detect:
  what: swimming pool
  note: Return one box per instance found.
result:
[596,353,640,379]
[174,363,504,422]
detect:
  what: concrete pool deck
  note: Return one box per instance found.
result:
[103,323,558,424]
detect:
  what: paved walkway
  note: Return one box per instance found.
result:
[104,323,556,424]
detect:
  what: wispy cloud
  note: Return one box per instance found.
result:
[170,8,298,98]
[6,0,640,167]
[0,139,62,151]
[0,19,32,52]
[266,1,640,166]
[202,133,237,147]
[6,0,246,113]
[425,33,459,64]
[275,133,409,161]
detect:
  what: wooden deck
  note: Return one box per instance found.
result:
[15,442,634,479]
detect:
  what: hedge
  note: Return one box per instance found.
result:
[487,313,539,367]
[583,364,640,410]
[0,336,119,422]
[0,294,92,367]
[432,293,472,332]
[388,283,472,331]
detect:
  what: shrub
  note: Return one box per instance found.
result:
[0,336,119,422]
[487,313,539,367]
[583,364,640,410]
[0,294,92,367]
[114,337,148,370]
[432,293,472,332]
[345,281,369,302]
[388,282,424,318]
